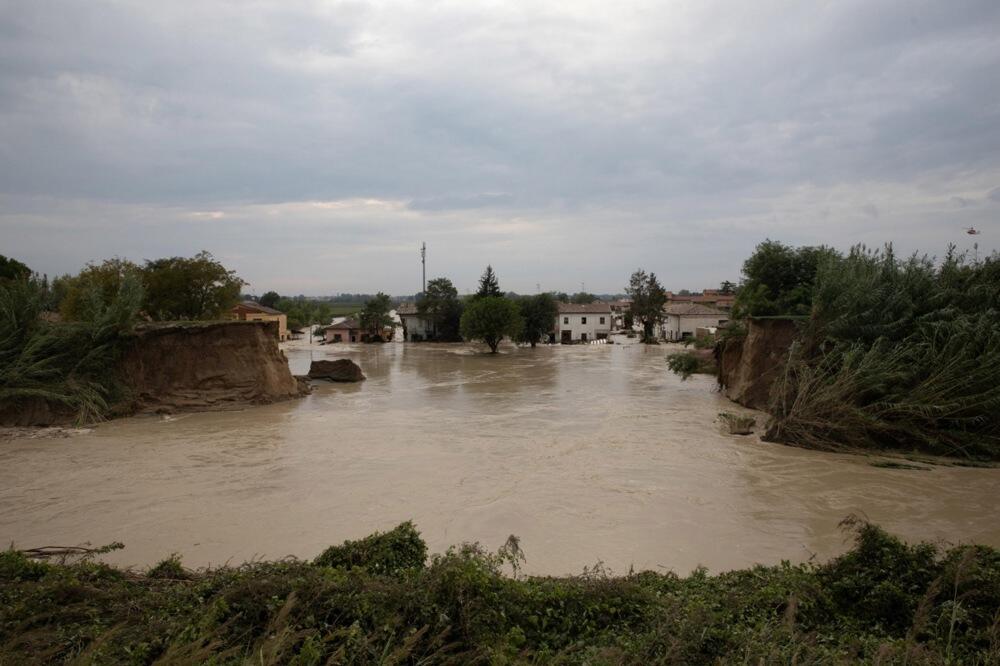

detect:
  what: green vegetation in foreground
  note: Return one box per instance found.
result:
[2,519,998,664]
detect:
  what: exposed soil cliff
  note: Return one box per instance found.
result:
[119,321,308,415]
[717,318,799,410]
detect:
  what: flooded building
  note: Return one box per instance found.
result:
[321,318,364,343]
[396,303,435,341]
[556,302,613,343]
[660,303,729,341]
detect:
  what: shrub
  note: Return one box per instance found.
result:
[314,521,427,574]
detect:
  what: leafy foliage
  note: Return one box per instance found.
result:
[733,239,840,318]
[358,292,394,341]
[1,520,997,664]
[314,522,427,575]
[625,269,666,342]
[417,277,464,341]
[0,274,142,423]
[666,352,700,379]
[460,296,522,353]
[258,290,281,309]
[767,245,1000,459]
[515,293,558,347]
[141,251,245,320]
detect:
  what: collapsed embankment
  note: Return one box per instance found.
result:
[120,321,307,415]
[716,318,798,410]
[0,321,307,426]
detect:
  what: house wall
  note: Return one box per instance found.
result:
[401,315,435,341]
[662,314,729,341]
[324,328,362,343]
[555,313,612,341]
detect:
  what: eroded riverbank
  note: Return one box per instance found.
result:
[1,341,997,575]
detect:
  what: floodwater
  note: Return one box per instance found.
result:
[1,339,998,575]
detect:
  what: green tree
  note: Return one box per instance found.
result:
[259,291,281,309]
[569,292,598,304]
[141,251,245,321]
[733,240,840,318]
[476,265,502,298]
[359,292,394,341]
[516,293,558,347]
[460,296,522,353]
[417,277,462,340]
[719,280,736,295]
[625,269,667,343]
[0,255,31,282]
[58,258,142,321]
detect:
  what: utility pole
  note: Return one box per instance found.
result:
[420,242,426,293]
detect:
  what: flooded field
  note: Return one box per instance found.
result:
[1,340,998,575]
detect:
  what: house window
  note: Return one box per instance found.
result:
[599,317,605,325]
[582,317,587,324]
[564,317,568,324]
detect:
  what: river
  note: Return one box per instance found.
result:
[1,339,997,575]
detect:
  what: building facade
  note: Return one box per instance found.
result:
[555,302,613,343]
[660,303,729,341]
[322,318,364,343]
[396,303,435,341]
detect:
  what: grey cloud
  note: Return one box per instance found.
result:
[1,0,998,292]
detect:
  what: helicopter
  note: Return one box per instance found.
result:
[965,227,982,235]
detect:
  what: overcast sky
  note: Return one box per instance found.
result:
[2,0,999,295]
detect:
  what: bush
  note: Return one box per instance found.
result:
[314,521,427,574]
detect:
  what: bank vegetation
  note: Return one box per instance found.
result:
[2,519,998,664]
[716,242,1000,461]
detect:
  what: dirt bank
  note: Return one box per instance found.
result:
[119,321,308,415]
[0,321,310,427]
[717,318,799,410]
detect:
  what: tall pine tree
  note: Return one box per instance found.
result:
[476,265,502,298]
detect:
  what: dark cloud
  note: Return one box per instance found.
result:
[1,0,998,293]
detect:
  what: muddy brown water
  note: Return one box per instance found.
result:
[1,340,998,575]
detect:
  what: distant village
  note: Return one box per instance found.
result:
[230,288,734,346]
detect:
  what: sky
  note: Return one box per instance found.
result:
[2,0,999,296]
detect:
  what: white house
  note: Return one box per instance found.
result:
[660,303,729,341]
[396,303,434,341]
[555,302,613,343]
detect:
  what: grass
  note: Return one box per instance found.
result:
[1,519,998,664]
